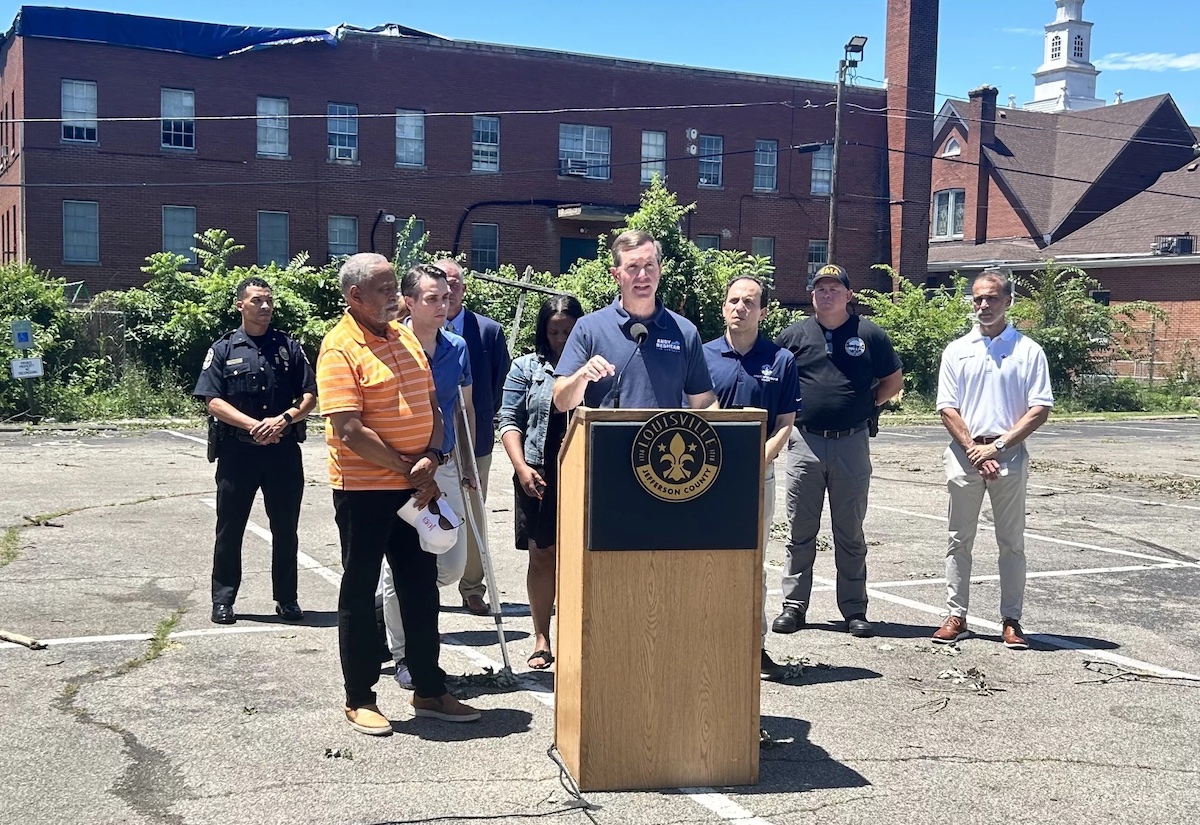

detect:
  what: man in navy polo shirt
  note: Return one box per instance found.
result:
[553,229,717,412]
[703,275,798,678]
[771,264,902,639]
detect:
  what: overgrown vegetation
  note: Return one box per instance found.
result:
[1,184,1196,420]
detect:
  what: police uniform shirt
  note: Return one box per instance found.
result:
[554,297,712,408]
[702,333,799,436]
[774,315,900,432]
[193,327,317,425]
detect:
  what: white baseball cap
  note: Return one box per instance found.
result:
[397,495,462,554]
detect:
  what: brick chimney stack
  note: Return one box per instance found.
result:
[965,85,999,244]
[885,0,940,282]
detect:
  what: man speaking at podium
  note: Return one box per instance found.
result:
[553,230,717,412]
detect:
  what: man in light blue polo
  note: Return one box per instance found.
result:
[553,230,717,412]
[703,275,799,678]
[380,262,474,689]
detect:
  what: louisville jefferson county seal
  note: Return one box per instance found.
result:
[631,411,722,502]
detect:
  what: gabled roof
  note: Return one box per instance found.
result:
[1045,158,1200,255]
[982,95,1192,243]
[933,99,968,141]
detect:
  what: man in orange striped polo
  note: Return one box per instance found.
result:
[317,252,481,735]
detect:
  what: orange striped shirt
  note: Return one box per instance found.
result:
[316,312,437,490]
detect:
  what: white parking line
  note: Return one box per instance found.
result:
[1081,491,1200,513]
[874,431,923,439]
[164,429,206,445]
[868,560,1190,589]
[872,504,1192,565]
[1101,424,1184,434]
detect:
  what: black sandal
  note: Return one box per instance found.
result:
[527,649,555,670]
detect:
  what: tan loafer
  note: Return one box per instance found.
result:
[344,704,393,736]
[412,693,481,723]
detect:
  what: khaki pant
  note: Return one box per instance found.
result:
[457,452,492,600]
[943,443,1029,621]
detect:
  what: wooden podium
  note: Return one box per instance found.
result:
[554,407,766,792]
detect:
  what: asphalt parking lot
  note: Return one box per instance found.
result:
[1,417,1198,825]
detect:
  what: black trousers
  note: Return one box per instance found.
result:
[333,489,446,707]
[212,439,303,606]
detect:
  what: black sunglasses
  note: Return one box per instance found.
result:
[824,329,834,356]
[426,497,455,531]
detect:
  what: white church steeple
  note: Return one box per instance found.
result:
[1025,0,1104,112]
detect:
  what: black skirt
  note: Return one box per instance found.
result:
[513,409,567,550]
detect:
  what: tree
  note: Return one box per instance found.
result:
[1008,260,1165,394]
[855,267,973,397]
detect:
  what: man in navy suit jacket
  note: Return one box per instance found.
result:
[435,259,512,614]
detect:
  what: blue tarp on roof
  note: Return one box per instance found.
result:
[11,5,337,58]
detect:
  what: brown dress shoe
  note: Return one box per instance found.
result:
[932,615,970,644]
[462,595,489,616]
[1002,618,1029,650]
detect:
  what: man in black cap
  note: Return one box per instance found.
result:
[194,276,317,625]
[771,264,902,638]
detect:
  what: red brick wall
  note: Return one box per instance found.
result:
[14,33,894,305]
[0,37,23,265]
[1097,264,1200,370]
[984,174,1031,240]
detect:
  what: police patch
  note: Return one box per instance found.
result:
[845,337,866,357]
[278,346,289,363]
[202,348,214,370]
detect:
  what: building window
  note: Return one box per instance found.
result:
[328,103,358,162]
[161,88,195,150]
[161,206,196,264]
[63,200,99,262]
[61,80,97,143]
[559,123,611,180]
[641,130,666,183]
[328,215,358,260]
[1073,34,1085,59]
[933,189,966,239]
[698,135,723,187]
[395,109,425,167]
[941,137,961,157]
[753,139,778,191]
[751,236,775,263]
[257,96,288,157]
[470,223,499,270]
[1050,34,1062,61]
[695,234,721,251]
[807,240,828,279]
[811,144,833,194]
[257,211,289,266]
[472,116,500,172]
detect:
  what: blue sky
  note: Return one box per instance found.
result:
[6,1,1200,123]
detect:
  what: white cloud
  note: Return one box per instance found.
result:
[1000,27,1042,37]
[1095,52,1200,71]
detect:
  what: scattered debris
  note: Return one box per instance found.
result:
[815,535,832,553]
[876,643,895,652]
[934,667,1002,695]
[242,706,257,715]
[447,666,519,691]
[1078,660,1200,685]
[0,629,47,650]
[915,643,962,657]
[324,748,353,760]
[759,728,794,749]
[911,696,950,714]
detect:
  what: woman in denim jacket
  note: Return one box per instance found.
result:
[498,295,584,670]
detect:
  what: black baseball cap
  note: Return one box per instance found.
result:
[811,264,850,288]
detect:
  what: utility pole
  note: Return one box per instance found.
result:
[828,35,867,265]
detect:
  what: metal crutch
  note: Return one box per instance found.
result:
[451,386,513,674]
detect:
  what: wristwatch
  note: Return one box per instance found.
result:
[280,411,293,424]
[993,437,1008,453]
[429,448,448,465]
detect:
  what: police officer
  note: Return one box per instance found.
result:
[193,276,317,625]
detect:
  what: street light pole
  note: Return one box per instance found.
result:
[827,35,867,266]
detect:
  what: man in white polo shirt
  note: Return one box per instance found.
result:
[933,269,1053,650]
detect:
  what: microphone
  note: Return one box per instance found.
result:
[612,322,649,409]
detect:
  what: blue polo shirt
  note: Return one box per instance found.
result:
[555,297,712,408]
[703,333,799,439]
[405,320,472,454]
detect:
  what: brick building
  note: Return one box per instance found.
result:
[0,3,940,307]
[926,0,1200,374]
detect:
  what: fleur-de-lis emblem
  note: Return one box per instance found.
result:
[658,433,695,481]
